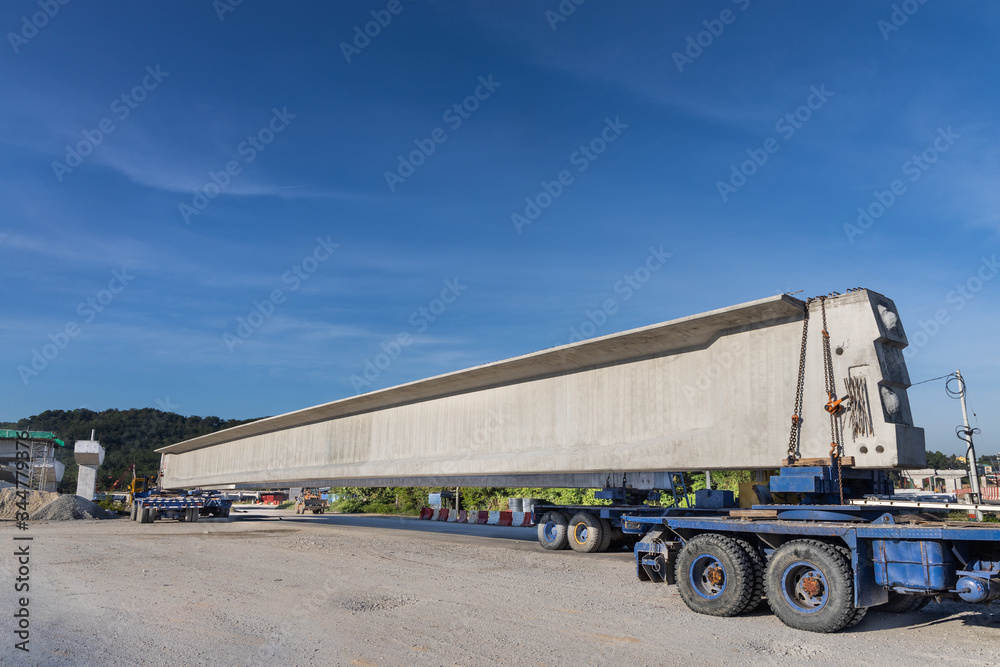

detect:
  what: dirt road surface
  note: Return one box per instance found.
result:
[3,510,999,666]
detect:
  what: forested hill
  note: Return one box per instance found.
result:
[1,408,262,493]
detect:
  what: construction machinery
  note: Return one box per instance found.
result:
[295,488,327,514]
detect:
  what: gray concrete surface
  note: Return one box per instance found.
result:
[158,290,925,490]
[5,511,997,667]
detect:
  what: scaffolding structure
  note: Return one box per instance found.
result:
[0,431,65,491]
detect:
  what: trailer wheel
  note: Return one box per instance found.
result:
[675,534,755,617]
[831,544,867,628]
[568,512,605,553]
[537,512,569,550]
[730,536,766,613]
[130,502,138,521]
[879,592,930,614]
[138,507,150,523]
[598,518,614,553]
[189,508,199,523]
[766,540,858,633]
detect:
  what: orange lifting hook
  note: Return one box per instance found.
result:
[825,396,848,415]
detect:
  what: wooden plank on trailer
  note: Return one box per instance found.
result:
[729,509,779,518]
[783,457,855,467]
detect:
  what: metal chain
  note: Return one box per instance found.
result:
[787,298,812,464]
[818,297,846,505]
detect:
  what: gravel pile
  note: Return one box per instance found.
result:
[0,488,60,519]
[30,494,116,521]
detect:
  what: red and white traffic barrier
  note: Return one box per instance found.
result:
[957,487,1000,501]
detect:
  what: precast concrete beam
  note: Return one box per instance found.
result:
[157,290,926,490]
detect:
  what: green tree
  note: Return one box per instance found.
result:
[1,408,261,493]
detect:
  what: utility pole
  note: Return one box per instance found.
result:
[956,370,982,520]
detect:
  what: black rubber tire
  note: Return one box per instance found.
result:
[149,508,157,522]
[189,508,199,523]
[879,592,931,613]
[598,517,614,553]
[139,507,150,523]
[568,512,604,553]
[730,536,766,613]
[608,526,627,550]
[222,506,231,518]
[766,540,858,633]
[831,544,867,628]
[537,512,569,550]
[675,534,756,617]
[130,502,138,521]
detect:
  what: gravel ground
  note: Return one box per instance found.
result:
[2,511,998,666]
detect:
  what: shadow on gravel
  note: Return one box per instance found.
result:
[849,601,999,633]
[234,511,539,541]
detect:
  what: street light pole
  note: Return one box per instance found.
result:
[956,370,982,520]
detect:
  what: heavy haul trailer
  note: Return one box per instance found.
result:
[532,469,1000,633]
[131,492,232,523]
[622,479,1000,633]
[154,289,1000,631]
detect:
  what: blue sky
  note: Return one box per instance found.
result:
[1,1,998,458]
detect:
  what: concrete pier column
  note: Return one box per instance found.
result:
[74,439,105,500]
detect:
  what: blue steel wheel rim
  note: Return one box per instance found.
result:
[543,521,559,543]
[689,554,726,600]
[781,561,829,614]
[573,523,589,544]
